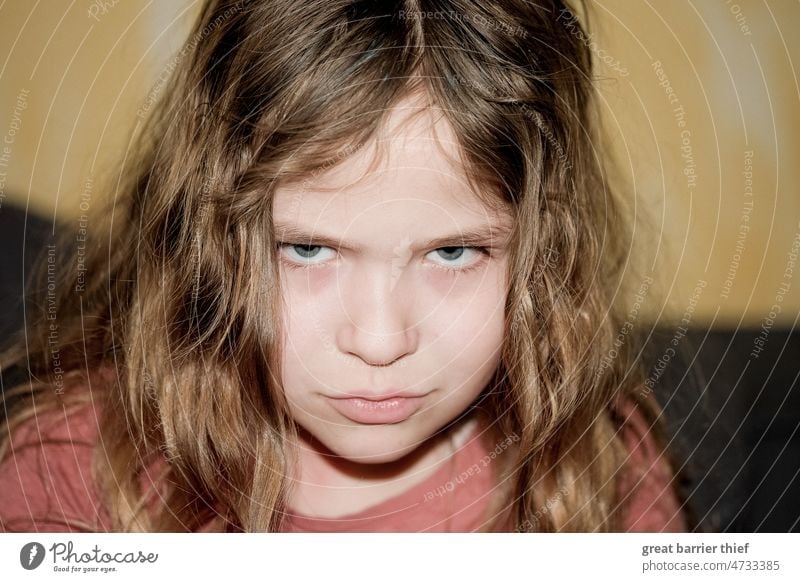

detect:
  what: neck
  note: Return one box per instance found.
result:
[286,414,479,519]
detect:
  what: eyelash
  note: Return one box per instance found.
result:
[276,243,491,274]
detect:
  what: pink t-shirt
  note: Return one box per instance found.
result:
[0,398,687,532]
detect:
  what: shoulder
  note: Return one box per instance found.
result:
[614,397,688,532]
[0,399,110,532]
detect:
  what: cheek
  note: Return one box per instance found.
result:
[280,269,339,348]
[437,301,505,372]
[278,282,334,399]
[282,264,336,296]
[426,271,507,387]
[427,260,507,335]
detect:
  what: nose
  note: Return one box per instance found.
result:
[336,263,419,367]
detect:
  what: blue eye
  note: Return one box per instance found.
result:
[425,246,489,271]
[291,245,322,259]
[278,243,336,266]
[435,247,465,261]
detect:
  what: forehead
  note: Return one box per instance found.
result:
[273,96,511,231]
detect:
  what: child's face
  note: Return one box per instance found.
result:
[273,97,512,464]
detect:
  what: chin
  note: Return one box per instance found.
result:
[320,425,426,464]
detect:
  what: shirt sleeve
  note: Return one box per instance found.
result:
[617,400,688,532]
[0,403,110,532]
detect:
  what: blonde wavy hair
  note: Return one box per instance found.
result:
[0,0,690,532]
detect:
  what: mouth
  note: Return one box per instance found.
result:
[326,395,426,424]
[331,390,427,401]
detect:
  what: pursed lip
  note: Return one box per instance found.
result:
[326,395,427,424]
[328,390,428,402]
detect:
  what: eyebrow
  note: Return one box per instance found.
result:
[273,222,511,251]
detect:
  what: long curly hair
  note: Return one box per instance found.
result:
[0,0,691,532]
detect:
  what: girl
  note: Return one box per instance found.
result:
[0,0,692,532]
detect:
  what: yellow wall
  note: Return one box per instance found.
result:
[595,1,799,327]
[0,1,798,327]
[0,1,196,220]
